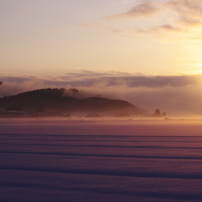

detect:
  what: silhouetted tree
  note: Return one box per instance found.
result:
[154,109,160,116]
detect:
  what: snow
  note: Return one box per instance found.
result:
[0,118,202,202]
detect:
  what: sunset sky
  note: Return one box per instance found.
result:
[1,0,202,115]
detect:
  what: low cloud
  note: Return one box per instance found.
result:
[62,88,102,99]
[1,71,202,115]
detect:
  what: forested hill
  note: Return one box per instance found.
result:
[0,88,147,115]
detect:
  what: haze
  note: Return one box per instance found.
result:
[1,2,202,201]
[1,0,202,115]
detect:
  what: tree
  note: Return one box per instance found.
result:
[154,109,160,116]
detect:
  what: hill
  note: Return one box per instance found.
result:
[0,88,147,116]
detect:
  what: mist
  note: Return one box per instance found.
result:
[1,72,202,115]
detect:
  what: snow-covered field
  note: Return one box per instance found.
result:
[0,118,202,202]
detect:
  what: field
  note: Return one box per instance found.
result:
[0,118,202,202]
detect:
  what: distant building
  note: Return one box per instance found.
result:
[4,106,32,117]
[5,110,26,117]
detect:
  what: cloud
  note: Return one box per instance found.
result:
[104,1,159,21]
[120,85,202,116]
[62,88,102,99]
[0,77,46,98]
[1,71,202,115]
[179,17,202,27]
[88,0,202,38]
[136,23,181,35]
[0,71,201,92]
[165,0,202,27]
[165,0,202,17]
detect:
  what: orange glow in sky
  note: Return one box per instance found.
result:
[1,0,202,76]
[1,0,202,115]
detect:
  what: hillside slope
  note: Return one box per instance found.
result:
[0,88,147,115]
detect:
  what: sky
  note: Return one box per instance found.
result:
[1,0,202,115]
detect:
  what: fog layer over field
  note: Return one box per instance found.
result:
[0,118,202,202]
[1,72,202,115]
